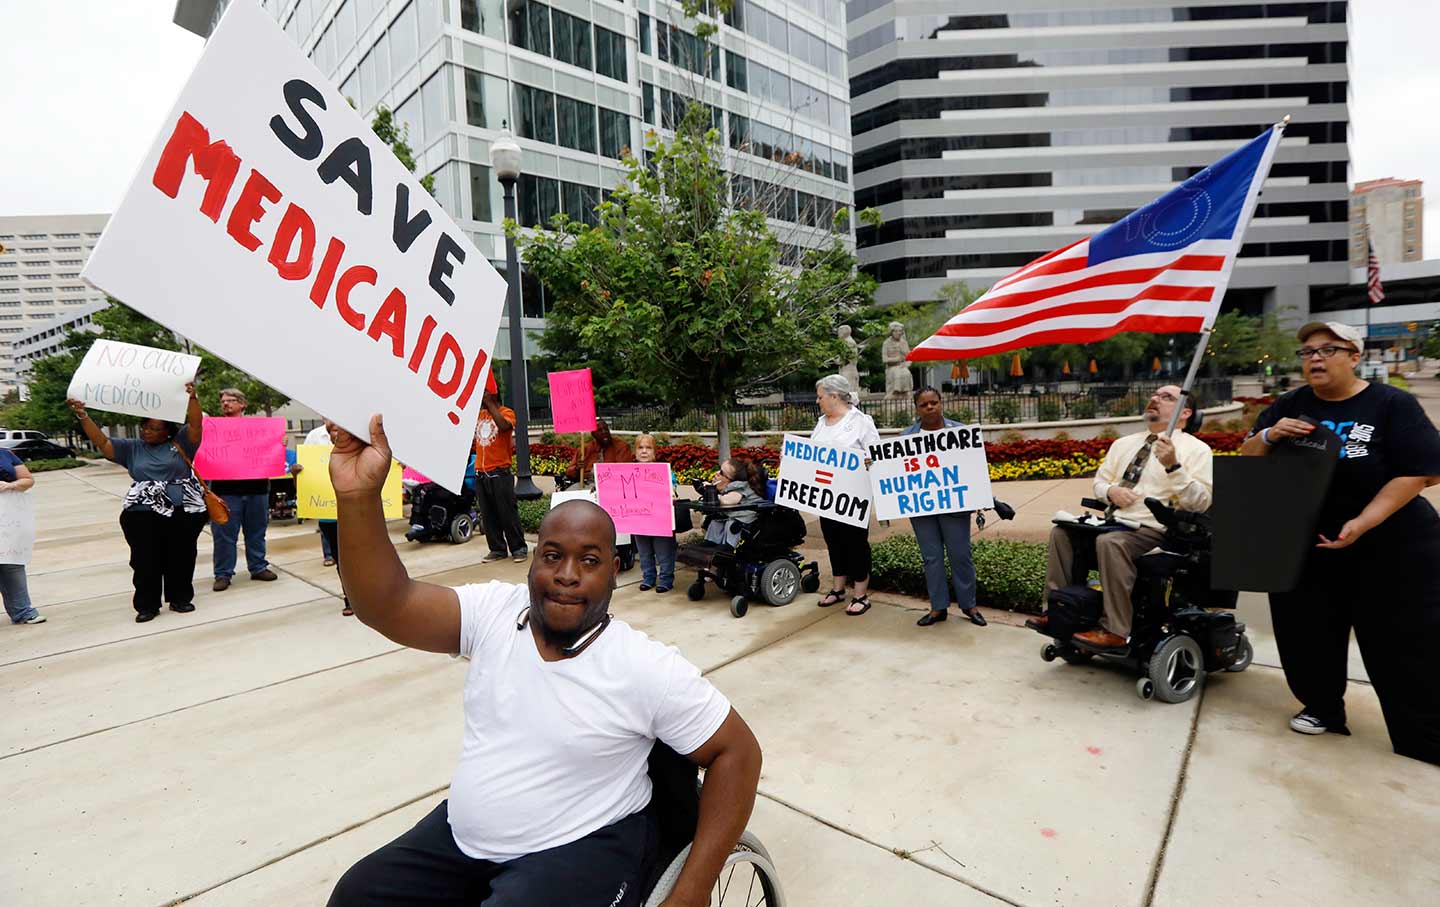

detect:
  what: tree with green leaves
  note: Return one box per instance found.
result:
[516,103,878,458]
[371,104,435,194]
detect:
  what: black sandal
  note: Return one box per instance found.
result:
[846,595,871,616]
[817,589,846,608]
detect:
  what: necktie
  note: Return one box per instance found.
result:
[1119,434,1158,489]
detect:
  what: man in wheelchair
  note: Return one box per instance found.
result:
[324,416,764,907]
[1034,385,1214,649]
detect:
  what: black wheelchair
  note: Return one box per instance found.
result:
[641,743,785,905]
[404,482,481,544]
[1031,497,1253,703]
[677,483,821,619]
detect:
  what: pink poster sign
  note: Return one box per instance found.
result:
[402,466,431,484]
[195,416,288,481]
[594,462,674,536]
[548,368,597,434]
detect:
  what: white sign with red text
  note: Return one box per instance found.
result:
[81,0,504,492]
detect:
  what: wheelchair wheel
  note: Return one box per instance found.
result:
[730,595,749,618]
[644,832,785,907]
[448,514,474,544]
[619,545,636,572]
[1148,635,1205,703]
[800,571,820,594]
[1225,635,1254,673]
[760,560,800,606]
[687,581,706,601]
[1040,642,1060,662]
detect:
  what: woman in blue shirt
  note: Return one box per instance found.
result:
[0,447,43,625]
[70,384,208,623]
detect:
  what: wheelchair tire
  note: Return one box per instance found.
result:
[448,514,473,545]
[644,833,785,907]
[1225,635,1254,673]
[687,581,706,601]
[730,595,749,618]
[801,571,820,594]
[760,560,800,606]
[1147,635,1205,703]
[1041,642,1060,662]
[620,545,636,572]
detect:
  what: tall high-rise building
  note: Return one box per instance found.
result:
[846,1,1352,322]
[1350,177,1423,267]
[0,214,111,392]
[175,0,853,363]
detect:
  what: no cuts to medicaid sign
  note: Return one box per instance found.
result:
[81,0,505,492]
[867,425,994,521]
[775,434,873,528]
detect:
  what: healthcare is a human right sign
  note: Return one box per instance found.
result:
[82,0,504,492]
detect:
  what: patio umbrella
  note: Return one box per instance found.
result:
[950,362,961,380]
[958,361,970,379]
[1009,353,1023,377]
[1062,360,1071,375]
[1088,358,1098,374]
[1152,356,1162,373]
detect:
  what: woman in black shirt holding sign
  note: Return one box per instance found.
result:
[1243,321,1440,765]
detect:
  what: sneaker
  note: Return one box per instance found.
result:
[482,552,508,563]
[511,550,529,563]
[18,613,47,624]
[323,557,336,567]
[1289,712,1330,735]
[251,569,279,582]
[213,577,231,592]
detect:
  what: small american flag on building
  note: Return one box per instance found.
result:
[909,124,1285,361]
[1367,244,1385,304]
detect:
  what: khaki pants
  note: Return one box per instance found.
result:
[1045,525,1167,638]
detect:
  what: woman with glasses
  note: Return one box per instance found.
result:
[69,384,209,623]
[702,456,769,549]
[1242,321,1440,765]
[811,374,882,616]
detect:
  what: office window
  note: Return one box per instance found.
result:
[515,83,556,143]
[726,51,747,91]
[642,82,655,124]
[388,1,419,75]
[470,163,495,222]
[557,96,597,152]
[464,69,508,128]
[420,72,450,143]
[552,10,593,70]
[417,0,443,49]
[639,13,651,56]
[519,173,560,227]
[373,36,391,100]
[510,0,551,56]
[599,107,630,159]
[596,26,627,81]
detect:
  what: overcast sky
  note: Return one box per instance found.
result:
[2,0,1437,256]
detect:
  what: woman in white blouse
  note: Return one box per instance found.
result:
[810,374,882,615]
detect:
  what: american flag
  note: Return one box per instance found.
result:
[909,125,1285,361]
[1367,244,1385,304]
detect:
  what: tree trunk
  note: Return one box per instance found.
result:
[716,402,731,463]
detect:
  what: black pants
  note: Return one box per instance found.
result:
[476,469,526,556]
[318,522,349,608]
[119,508,209,615]
[1269,535,1440,765]
[819,517,871,583]
[328,801,655,906]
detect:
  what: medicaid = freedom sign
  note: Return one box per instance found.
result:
[774,434,872,528]
[867,424,994,521]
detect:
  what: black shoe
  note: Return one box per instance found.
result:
[963,608,988,627]
[169,602,196,614]
[917,610,947,627]
[136,611,159,623]
[656,585,672,594]
[639,584,653,592]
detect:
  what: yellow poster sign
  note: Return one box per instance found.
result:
[295,444,403,519]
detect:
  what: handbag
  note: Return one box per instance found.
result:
[171,440,231,525]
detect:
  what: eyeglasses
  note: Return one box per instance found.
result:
[1294,345,1358,360]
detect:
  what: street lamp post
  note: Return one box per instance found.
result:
[491,130,542,500]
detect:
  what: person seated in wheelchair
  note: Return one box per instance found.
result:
[1033,385,1214,649]
[404,453,478,542]
[325,416,764,907]
[700,457,770,549]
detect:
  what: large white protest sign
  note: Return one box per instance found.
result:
[0,492,36,566]
[867,425,994,521]
[67,340,201,423]
[774,433,872,528]
[81,0,504,492]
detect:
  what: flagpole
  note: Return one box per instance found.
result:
[1164,329,1211,436]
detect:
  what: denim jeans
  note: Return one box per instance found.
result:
[0,563,37,623]
[213,493,270,578]
[911,512,975,612]
[635,534,677,588]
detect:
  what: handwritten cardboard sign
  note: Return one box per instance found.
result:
[66,340,201,423]
[548,369,597,434]
[80,0,505,494]
[295,444,403,519]
[550,488,632,543]
[867,425,994,521]
[774,433,872,528]
[0,491,36,566]
[195,416,287,481]
[401,466,431,484]
[595,462,674,535]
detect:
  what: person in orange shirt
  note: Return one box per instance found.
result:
[564,420,634,485]
[474,375,528,563]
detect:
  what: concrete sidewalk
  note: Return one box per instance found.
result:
[1,462,1435,906]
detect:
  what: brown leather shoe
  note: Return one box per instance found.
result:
[212,577,231,592]
[251,569,279,582]
[1073,628,1126,649]
[1025,615,1050,631]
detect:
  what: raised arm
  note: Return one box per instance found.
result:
[663,709,763,907]
[184,381,203,445]
[330,415,461,654]
[483,394,513,433]
[67,398,114,460]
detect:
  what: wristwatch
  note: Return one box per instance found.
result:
[1165,462,1182,474]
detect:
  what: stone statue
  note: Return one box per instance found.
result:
[836,324,861,391]
[883,321,913,398]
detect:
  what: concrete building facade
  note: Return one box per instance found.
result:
[1350,176,1423,268]
[845,0,1353,324]
[176,0,853,363]
[0,214,111,392]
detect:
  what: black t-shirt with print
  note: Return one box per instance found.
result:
[1250,383,1440,543]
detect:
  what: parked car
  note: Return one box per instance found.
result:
[9,439,75,461]
[0,429,52,449]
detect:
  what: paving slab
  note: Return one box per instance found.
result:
[705,600,1208,907]
[1153,668,1440,907]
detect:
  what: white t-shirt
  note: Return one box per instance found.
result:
[302,425,332,446]
[448,581,732,861]
[811,406,882,456]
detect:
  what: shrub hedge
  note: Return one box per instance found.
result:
[870,533,1047,614]
[26,458,88,472]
